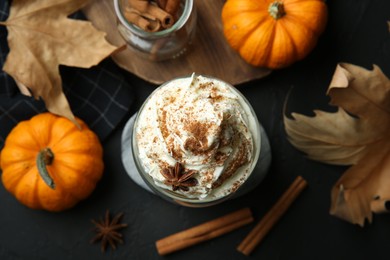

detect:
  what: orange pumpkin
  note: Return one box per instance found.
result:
[0,113,104,212]
[222,0,328,69]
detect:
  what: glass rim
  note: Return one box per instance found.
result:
[131,74,262,206]
[114,0,194,38]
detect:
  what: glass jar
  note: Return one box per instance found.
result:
[113,0,197,61]
[130,74,271,207]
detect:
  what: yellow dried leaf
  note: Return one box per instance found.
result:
[284,63,390,226]
[0,0,120,125]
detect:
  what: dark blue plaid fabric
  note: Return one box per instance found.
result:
[0,1,134,148]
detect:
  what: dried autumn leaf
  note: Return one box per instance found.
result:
[0,0,120,125]
[284,63,390,226]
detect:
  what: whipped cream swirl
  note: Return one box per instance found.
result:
[135,75,259,200]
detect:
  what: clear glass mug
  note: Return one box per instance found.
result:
[113,0,197,61]
[128,75,271,207]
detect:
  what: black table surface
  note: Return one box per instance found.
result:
[1,1,390,259]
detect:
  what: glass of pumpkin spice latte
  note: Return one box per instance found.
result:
[132,74,270,207]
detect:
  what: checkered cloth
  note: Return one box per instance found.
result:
[0,1,134,149]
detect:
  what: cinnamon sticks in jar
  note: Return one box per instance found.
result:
[115,0,196,61]
[124,0,181,32]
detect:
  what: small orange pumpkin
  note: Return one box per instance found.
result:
[222,0,328,69]
[0,113,104,212]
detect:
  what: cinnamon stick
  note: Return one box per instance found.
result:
[237,176,308,256]
[123,8,161,32]
[156,207,254,256]
[164,0,181,16]
[156,0,167,9]
[128,0,174,28]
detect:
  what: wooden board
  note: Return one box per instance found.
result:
[83,0,271,85]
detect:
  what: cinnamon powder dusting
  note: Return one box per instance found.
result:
[212,135,251,189]
[183,121,217,155]
[158,109,183,160]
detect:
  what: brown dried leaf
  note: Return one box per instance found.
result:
[0,0,120,125]
[284,63,390,226]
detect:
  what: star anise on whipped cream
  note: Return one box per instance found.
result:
[161,162,198,191]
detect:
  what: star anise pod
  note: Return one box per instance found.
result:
[90,210,128,252]
[160,162,198,191]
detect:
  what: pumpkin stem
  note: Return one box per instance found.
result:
[268,1,286,20]
[37,148,56,189]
